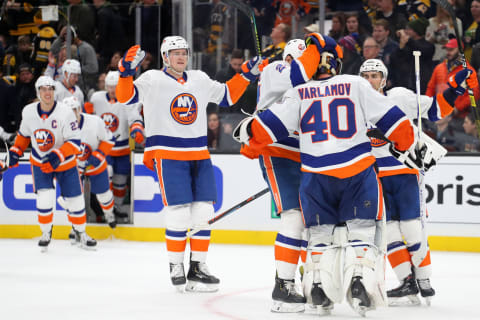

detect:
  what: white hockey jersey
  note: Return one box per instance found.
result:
[129,68,239,161]
[249,75,415,179]
[18,101,81,171]
[370,87,452,177]
[76,113,114,175]
[90,91,143,157]
[55,81,84,105]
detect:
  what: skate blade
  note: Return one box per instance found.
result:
[388,295,421,307]
[79,244,97,251]
[185,280,219,293]
[315,304,333,316]
[423,296,432,306]
[173,284,186,293]
[271,300,305,313]
[351,298,369,317]
[40,246,49,253]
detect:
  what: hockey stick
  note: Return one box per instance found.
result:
[187,187,269,237]
[222,0,261,56]
[433,0,480,136]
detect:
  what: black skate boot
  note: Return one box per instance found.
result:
[387,274,420,306]
[271,277,306,313]
[68,229,79,245]
[74,230,97,250]
[38,227,52,252]
[169,263,186,291]
[349,276,371,316]
[417,278,435,306]
[311,282,333,315]
[186,261,220,292]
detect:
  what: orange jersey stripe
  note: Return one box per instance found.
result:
[100,200,114,210]
[166,239,187,252]
[436,91,454,118]
[14,134,30,151]
[259,146,300,163]
[144,149,210,162]
[110,148,131,157]
[376,173,384,220]
[69,214,86,225]
[263,156,283,213]
[59,141,81,158]
[190,238,210,252]
[240,144,261,159]
[387,120,414,152]
[295,45,320,79]
[418,250,432,267]
[97,140,114,156]
[154,159,168,206]
[84,161,108,176]
[116,76,134,103]
[378,168,418,177]
[301,156,376,179]
[226,73,250,104]
[300,249,307,263]
[274,245,301,265]
[38,213,53,224]
[250,119,274,150]
[30,156,77,172]
[387,248,411,268]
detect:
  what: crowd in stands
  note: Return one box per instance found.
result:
[0,0,479,153]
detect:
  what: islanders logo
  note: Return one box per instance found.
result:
[170,93,198,125]
[101,113,119,132]
[367,129,388,148]
[34,129,55,152]
[79,143,92,161]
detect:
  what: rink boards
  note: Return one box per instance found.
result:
[1,153,480,252]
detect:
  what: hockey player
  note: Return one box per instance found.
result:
[89,70,145,218]
[234,34,418,316]
[240,37,327,312]
[359,59,476,305]
[63,96,116,229]
[54,59,84,105]
[7,76,96,251]
[115,37,262,292]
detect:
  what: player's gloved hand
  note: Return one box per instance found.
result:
[83,102,94,114]
[8,146,23,168]
[258,58,270,72]
[40,149,63,173]
[232,116,254,145]
[130,124,145,144]
[241,56,263,82]
[305,32,338,55]
[389,143,423,171]
[448,69,474,95]
[86,150,105,169]
[118,45,146,77]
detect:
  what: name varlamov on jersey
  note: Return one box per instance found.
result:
[298,82,352,99]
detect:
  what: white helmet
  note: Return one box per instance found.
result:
[63,96,81,110]
[35,75,56,96]
[359,59,388,90]
[105,71,119,87]
[283,39,306,61]
[63,59,81,77]
[161,35,189,66]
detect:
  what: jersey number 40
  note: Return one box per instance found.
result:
[301,98,357,142]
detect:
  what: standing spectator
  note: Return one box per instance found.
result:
[0,68,18,133]
[15,63,36,129]
[426,3,463,64]
[375,0,408,41]
[471,42,480,73]
[71,28,99,93]
[397,0,431,20]
[139,0,161,55]
[4,35,33,76]
[372,19,399,71]
[328,12,345,41]
[461,113,480,151]
[251,0,276,38]
[207,111,239,152]
[206,0,229,55]
[344,13,369,45]
[67,0,97,47]
[435,114,459,151]
[262,23,291,62]
[272,0,311,27]
[465,0,480,61]
[426,38,480,115]
[45,44,78,82]
[106,51,122,72]
[214,49,244,82]
[32,26,57,78]
[338,34,363,75]
[390,17,434,93]
[93,0,127,70]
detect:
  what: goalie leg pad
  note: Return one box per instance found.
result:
[276,209,304,280]
[37,188,55,233]
[165,204,191,264]
[190,201,214,262]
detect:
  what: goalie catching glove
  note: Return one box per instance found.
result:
[232,116,255,145]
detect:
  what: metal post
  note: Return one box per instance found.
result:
[157,3,162,68]
[318,0,325,34]
[184,0,193,69]
[66,4,72,59]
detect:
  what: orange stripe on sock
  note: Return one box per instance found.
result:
[166,239,187,252]
[100,201,114,210]
[113,188,127,197]
[388,248,411,268]
[275,245,301,265]
[419,250,431,267]
[190,238,210,252]
[38,213,53,224]
[69,214,86,225]
[263,156,282,213]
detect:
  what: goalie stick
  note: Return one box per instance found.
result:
[221,0,261,56]
[187,187,269,237]
[433,0,480,137]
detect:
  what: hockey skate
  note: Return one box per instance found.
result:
[68,229,79,245]
[185,261,220,292]
[104,211,117,229]
[74,230,97,250]
[271,277,306,313]
[310,282,333,315]
[170,263,186,292]
[387,274,420,306]
[348,276,372,317]
[417,278,435,306]
[38,227,52,252]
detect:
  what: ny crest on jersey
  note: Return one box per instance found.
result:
[79,143,92,161]
[101,112,120,132]
[34,129,55,152]
[170,93,198,125]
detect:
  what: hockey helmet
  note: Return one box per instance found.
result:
[105,71,120,87]
[161,35,189,66]
[283,39,306,61]
[35,76,56,93]
[359,59,388,89]
[63,96,81,110]
[63,59,81,76]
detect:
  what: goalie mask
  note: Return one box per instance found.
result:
[316,35,343,76]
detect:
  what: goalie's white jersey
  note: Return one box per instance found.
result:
[55,81,84,106]
[90,91,143,157]
[18,101,81,171]
[370,87,452,176]
[251,75,414,178]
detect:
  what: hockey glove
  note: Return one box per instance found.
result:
[8,146,23,168]
[130,123,145,144]
[232,116,254,145]
[40,149,63,173]
[448,69,475,96]
[86,150,105,169]
[305,33,341,57]
[241,56,263,82]
[83,102,94,114]
[118,45,146,77]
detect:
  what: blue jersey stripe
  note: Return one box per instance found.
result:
[376,156,402,167]
[300,142,371,168]
[276,233,302,247]
[114,139,129,147]
[375,106,405,134]
[387,241,405,252]
[289,60,306,87]
[191,230,211,237]
[427,96,440,122]
[127,86,140,104]
[258,109,290,142]
[276,136,299,148]
[146,135,208,148]
[219,87,229,107]
[407,242,421,252]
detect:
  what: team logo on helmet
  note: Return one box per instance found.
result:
[79,143,92,161]
[34,129,55,152]
[170,93,198,125]
[101,112,120,132]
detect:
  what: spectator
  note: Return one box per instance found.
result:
[460,113,480,151]
[251,0,276,38]
[272,0,311,27]
[13,63,36,131]
[71,28,99,92]
[397,0,432,20]
[471,42,480,73]
[426,3,463,64]
[344,13,368,45]
[87,72,107,101]
[390,17,434,93]
[338,34,363,75]
[4,0,40,36]
[32,26,57,78]
[214,49,244,82]
[465,0,480,61]
[435,114,461,151]
[139,0,161,55]
[207,112,239,152]
[0,68,18,133]
[206,0,229,55]
[140,52,155,72]
[372,19,399,71]
[362,36,381,60]
[426,38,480,115]
[4,35,33,76]
[375,0,408,41]
[45,44,78,82]
[106,51,123,72]
[328,13,345,41]
[262,23,291,62]
[67,0,97,46]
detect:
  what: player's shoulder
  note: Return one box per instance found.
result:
[22,102,38,117]
[263,60,289,74]
[187,69,210,80]
[90,90,107,101]
[81,112,99,122]
[386,86,414,98]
